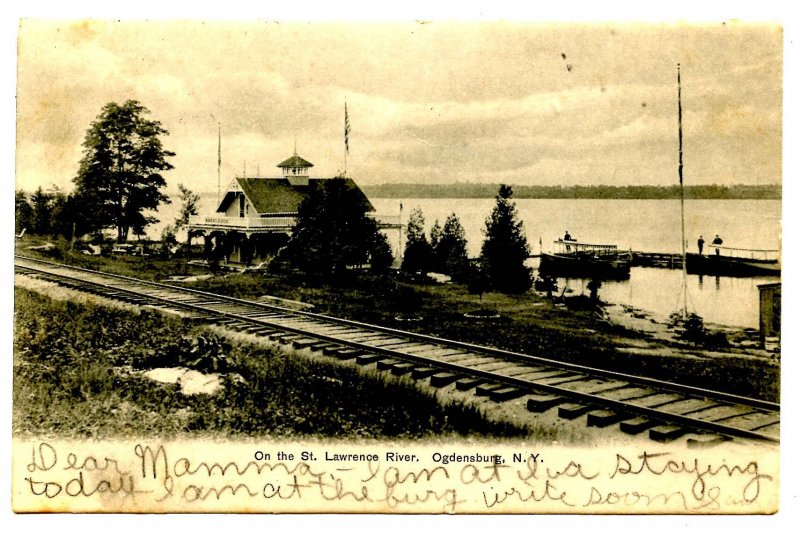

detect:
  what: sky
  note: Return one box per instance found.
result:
[15,20,783,194]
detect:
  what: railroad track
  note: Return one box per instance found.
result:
[15,255,780,445]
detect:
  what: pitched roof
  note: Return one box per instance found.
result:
[277,155,314,168]
[216,177,375,214]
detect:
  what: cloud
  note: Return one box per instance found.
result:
[14,21,782,194]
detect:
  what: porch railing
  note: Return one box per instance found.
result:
[189,213,402,231]
[371,214,402,228]
[189,215,297,230]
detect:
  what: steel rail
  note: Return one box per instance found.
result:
[15,255,778,413]
[15,256,780,443]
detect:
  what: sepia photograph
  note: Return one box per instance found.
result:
[8,12,789,518]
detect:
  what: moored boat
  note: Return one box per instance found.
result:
[685,246,780,277]
[539,240,632,279]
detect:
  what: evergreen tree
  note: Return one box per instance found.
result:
[73,100,174,242]
[429,219,442,270]
[15,190,33,234]
[279,177,391,276]
[401,207,431,274]
[30,187,53,235]
[480,184,532,293]
[436,213,471,281]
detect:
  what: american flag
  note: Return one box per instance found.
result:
[344,101,351,155]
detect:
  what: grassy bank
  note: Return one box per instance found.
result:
[13,287,531,439]
[15,235,202,281]
[15,238,779,402]
[187,271,780,402]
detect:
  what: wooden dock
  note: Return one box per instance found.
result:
[535,251,778,272]
[630,251,683,269]
[529,251,682,269]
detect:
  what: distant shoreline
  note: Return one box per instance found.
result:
[361,184,781,200]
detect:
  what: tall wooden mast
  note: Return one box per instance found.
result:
[678,63,688,316]
[217,123,222,203]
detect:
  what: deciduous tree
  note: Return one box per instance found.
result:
[171,183,201,255]
[174,183,200,233]
[278,177,392,276]
[48,189,72,238]
[30,187,53,235]
[72,100,174,242]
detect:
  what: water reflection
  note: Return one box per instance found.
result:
[542,267,778,329]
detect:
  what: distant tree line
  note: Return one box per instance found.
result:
[363,183,782,200]
[15,187,73,237]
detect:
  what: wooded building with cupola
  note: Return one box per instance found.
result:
[188,152,397,265]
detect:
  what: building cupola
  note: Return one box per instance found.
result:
[277,152,314,186]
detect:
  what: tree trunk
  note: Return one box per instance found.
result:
[185,229,192,261]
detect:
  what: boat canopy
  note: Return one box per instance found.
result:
[700,245,779,262]
[553,239,621,255]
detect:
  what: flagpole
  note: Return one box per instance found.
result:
[398,202,404,258]
[678,63,688,317]
[344,100,350,177]
[217,123,222,204]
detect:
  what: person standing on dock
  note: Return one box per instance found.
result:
[697,235,705,255]
[712,234,723,255]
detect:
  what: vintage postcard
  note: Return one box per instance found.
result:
[11,19,783,515]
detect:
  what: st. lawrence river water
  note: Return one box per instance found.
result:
[371,198,781,328]
[154,196,780,329]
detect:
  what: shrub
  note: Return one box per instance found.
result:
[668,311,728,348]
